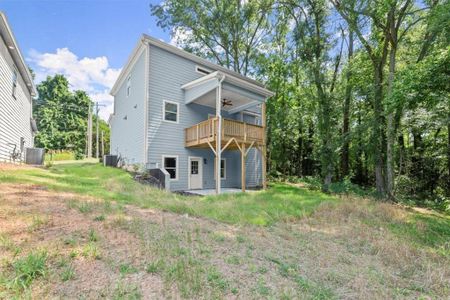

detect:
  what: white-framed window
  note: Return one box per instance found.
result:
[220,158,226,179]
[12,68,17,98]
[163,100,179,123]
[126,75,131,97]
[162,155,178,180]
[195,65,212,75]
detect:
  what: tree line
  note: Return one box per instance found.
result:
[33,74,110,159]
[151,0,449,207]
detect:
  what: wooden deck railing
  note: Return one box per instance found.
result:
[185,117,264,147]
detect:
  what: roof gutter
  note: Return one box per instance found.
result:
[0,12,36,97]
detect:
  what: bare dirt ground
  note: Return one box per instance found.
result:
[0,180,449,298]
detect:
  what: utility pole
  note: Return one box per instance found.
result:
[96,102,99,159]
[87,103,92,158]
[101,130,105,158]
[85,133,88,157]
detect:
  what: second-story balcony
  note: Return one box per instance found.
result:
[185,117,264,149]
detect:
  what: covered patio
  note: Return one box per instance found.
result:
[181,71,273,194]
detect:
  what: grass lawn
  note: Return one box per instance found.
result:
[1,161,449,299]
[0,162,335,226]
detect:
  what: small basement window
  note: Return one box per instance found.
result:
[195,65,211,75]
[163,100,179,123]
[163,155,178,180]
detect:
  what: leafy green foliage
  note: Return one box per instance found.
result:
[34,75,90,156]
[151,0,275,76]
[152,0,450,208]
[33,74,110,159]
[9,251,47,290]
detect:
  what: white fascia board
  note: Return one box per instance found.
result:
[228,100,260,114]
[110,38,146,96]
[224,75,274,98]
[181,71,220,90]
[0,12,36,96]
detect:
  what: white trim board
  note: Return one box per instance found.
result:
[143,44,150,165]
[0,12,36,96]
[162,155,179,181]
[111,35,274,99]
[162,100,179,124]
[110,38,146,96]
[142,34,273,94]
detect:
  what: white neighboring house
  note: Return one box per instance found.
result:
[0,12,37,162]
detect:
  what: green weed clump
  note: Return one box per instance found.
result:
[9,251,48,290]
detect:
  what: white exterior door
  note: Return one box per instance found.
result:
[189,157,203,190]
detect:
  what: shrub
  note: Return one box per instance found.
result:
[74,151,85,160]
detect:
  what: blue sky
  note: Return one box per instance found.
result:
[1,0,171,119]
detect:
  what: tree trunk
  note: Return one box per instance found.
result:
[386,6,399,200]
[297,124,303,177]
[374,65,386,197]
[341,30,353,178]
[447,109,450,196]
[386,46,396,199]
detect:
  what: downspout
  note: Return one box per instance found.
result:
[216,73,226,194]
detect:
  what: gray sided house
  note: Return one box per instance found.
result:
[0,12,37,162]
[110,35,273,193]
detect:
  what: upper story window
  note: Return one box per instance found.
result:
[163,100,179,123]
[195,65,211,75]
[12,68,18,98]
[126,75,131,97]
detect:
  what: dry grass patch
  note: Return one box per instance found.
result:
[0,170,449,299]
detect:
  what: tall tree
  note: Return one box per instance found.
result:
[283,0,340,191]
[341,28,354,178]
[34,75,92,157]
[332,0,394,197]
[151,0,275,76]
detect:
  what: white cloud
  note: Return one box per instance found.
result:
[28,48,121,120]
[90,90,115,120]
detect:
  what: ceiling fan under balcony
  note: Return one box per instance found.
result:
[221,98,233,107]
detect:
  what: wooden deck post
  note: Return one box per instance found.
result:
[196,124,199,144]
[215,76,223,195]
[262,102,267,189]
[241,143,246,192]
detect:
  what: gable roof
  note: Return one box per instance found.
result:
[111,34,273,97]
[0,12,36,96]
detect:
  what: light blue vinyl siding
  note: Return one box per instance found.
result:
[147,45,255,191]
[111,42,265,191]
[110,49,147,164]
[0,35,33,161]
